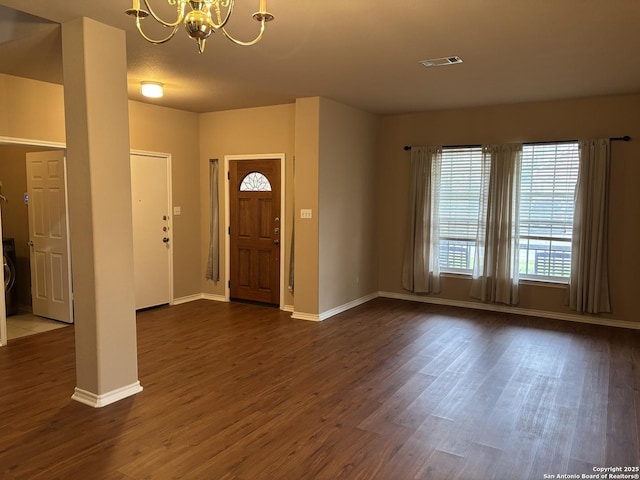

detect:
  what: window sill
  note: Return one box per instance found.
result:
[519,278,568,288]
[440,272,472,279]
[440,272,568,288]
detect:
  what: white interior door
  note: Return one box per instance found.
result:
[26,150,73,323]
[131,154,172,310]
[0,209,7,346]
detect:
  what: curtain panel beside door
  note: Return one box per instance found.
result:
[206,159,220,282]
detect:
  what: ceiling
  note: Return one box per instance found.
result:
[0,0,639,115]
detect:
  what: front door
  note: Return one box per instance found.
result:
[130,154,172,310]
[229,159,281,305]
[26,150,73,323]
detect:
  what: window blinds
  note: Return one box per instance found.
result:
[518,142,579,279]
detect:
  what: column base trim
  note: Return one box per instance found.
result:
[72,381,143,408]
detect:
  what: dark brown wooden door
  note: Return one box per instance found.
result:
[229,159,281,305]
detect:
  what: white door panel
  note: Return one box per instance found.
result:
[26,150,73,323]
[131,154,172,310]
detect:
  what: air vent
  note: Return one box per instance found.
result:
[420,56,463,68]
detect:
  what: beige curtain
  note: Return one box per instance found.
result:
[568,139,611,313]
[401,146,441,293]
[205,159,219,282]
[471,144,522,305]
[288,156,296,293]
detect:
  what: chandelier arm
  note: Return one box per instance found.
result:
[220,19,266,46]
[141,0,186,27]
[135,16,181,44]
[210,0,234,29]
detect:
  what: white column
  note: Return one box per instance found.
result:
[62,17,142,407]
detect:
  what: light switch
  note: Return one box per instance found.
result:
[300,208,313,219]
[173,206,181,216]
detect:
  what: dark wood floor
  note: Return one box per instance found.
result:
[1,298,639,479]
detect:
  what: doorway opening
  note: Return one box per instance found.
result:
[0,137,70,346]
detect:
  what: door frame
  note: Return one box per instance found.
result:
[224,154,286,308]
[0,209,6,346]
[0,136,67,346]
[130,150,174,307]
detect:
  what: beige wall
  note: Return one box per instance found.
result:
[4,73,637,327]
[0,73,202,303]
[293,98,320,315]
[377,94,640,325]
[0,74,66,311]
[318,98,378,314]
[128,101,201,299]
[0,74,66,143]
[199,104,296,307]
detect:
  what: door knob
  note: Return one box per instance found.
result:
[162,237,170,243]
[273,239,280,245]
[27,241,34,247]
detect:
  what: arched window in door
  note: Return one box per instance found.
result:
[239,172,272,192]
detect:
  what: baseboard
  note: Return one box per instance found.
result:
[171,290,638,330]
[71,381,143,408]
[172,293,226,305]
[379,291,640,330]
[202,293,227,302]
[319,292,379,321]
[291,292,379,322]
[291,311,321,321]
[174,293,293,311]
[172,294,204,305]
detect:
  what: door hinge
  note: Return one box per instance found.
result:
[228,226,231,235]
[227,171,230,180]
[228,280,231,288]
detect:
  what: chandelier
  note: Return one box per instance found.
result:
[125,0,274,54]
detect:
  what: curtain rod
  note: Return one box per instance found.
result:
[402,136,631,151]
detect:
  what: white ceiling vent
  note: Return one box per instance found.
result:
[420,56,463,68]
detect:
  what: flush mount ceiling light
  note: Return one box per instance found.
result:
[125,0,274,54]
[420,56,463,68]
[141,81,164,98]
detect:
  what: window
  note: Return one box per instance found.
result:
[239,172,272,192]
[436,142,579,282]
[438,147,483,273]
[518,142,579,281]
